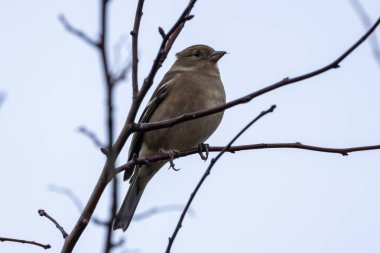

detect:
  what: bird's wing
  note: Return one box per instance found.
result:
[124,72,177,180]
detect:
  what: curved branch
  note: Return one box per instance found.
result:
[58,15,98,47]
[134,16,380,133]
[0,236,51,250]
[38,209,68,239]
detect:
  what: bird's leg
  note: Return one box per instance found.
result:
[159,149,181,171]
[197,143,209,161]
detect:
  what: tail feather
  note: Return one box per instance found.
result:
[113,177,145,231]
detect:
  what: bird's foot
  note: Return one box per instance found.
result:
[159,149,181,171]
[197,143,209,161]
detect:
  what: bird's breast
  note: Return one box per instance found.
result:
[142,73,225,155]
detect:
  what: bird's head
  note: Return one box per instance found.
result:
[172,44,226,73]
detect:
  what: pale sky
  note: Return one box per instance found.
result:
[1,1,380,253]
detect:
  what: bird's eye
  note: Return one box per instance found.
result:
[193,50,202,57]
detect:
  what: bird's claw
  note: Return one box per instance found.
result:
[198,143,209,161]
[159,149,181,171]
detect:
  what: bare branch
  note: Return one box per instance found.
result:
[0,236,51,250]
[222,142,380,156]
[349,0,380,68]
[77,126,104,148]
[158,27,166,38]
[165,105,276,253]
[114,142,380,175]
[133,16,380,134]
[58,14,98,47]
[131,0,145,98]
[38,209,68,239]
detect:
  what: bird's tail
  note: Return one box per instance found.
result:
[113,176,145,231]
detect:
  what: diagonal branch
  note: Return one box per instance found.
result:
[58,15,98,47]
[114,143,380,175]
[132,16,380,134]
[0,236,51,250]
[165,105,277,253]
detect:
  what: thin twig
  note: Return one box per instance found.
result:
[38,209,68,239]
[133,16,380,134]
[165,105,277,253]
[114,142,380,175]
[77,126,104,148]
[0,236,51,250]
[58,15,98,47]
[131,0,145,98]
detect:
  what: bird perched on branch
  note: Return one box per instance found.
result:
[113,44,227,231]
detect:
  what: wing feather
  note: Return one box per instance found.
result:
[123,72,177,180]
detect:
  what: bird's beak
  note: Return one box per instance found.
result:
[209,50,227,62]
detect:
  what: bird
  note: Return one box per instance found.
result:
[113,44,227,232]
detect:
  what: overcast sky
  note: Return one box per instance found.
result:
[1,1,380,253]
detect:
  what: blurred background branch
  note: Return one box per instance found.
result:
[349,0,380,68]
[0,91,6,113]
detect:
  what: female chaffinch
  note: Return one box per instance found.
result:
[114,44,226,231]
